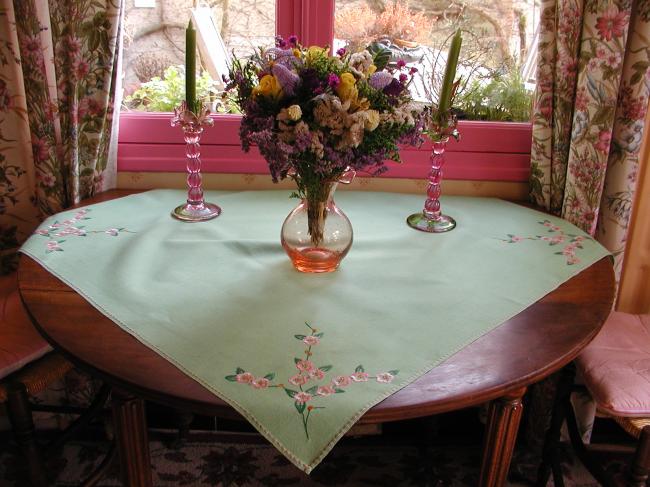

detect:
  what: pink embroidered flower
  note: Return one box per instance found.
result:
[46,241,62,252]
[251,377,270,389]
[105,228,119,236]
[288,374,309,386]
[562,245,577,255]
[302,335,320,346]
[574,236,585,242]
[332,375,351,387]
[596,5,628,41]
[550,225,561,232]
[295,360,315,373]
[510,236,523,242]
[294,392,312,404]
[35,229,49,236]
[567,256,581,265]
[235,372,254,384]
[351,372,369,382]
[309,368,325,380]
[317,385,336,397]
[376,372,395,383]
[596,48,607,59]
[38,172,56,188]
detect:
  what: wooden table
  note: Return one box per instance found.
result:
[17,190,616,487]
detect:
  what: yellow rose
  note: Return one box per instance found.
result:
[253,74,283,99]
[367,64,377,75]
[306,46,329,63]
[335,72,358,103]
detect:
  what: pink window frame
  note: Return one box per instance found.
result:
[117,0,532,183]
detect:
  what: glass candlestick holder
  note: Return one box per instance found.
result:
[170,101,221,222]
[407,112,459,233]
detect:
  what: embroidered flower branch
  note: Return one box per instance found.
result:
[34,209,135,252]
[225,322,399,439]
[499,219,593,265]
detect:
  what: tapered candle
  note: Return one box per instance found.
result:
[437,29,462,116]
[186,20,196,113]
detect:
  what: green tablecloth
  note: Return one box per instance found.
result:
[20,190,609,472]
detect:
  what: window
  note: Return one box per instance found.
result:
[118,0,533,183]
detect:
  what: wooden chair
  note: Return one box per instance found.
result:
[0,272,111,486]
[537,312,650,487]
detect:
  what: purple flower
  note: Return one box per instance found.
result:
[288,35,298,46]
[336,47,347,57]
[369,71,394,90]
[266,48,298,69]
[299,68,324,94]
[396,59,406,68]
[383,79,405,97]
[399,73,408,83]
[275,35,287,48]
[272,64,300,97]
[327,73,340,88]
[409,67,418,74]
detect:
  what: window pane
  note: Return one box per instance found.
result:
[122,0,275,112]
[334,0,539,122]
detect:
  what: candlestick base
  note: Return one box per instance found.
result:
[406,212,456,233]
[172,202,222,222]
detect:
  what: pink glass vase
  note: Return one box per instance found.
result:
[407,113,459,233]
[281,168,355,273]
[170,101,221,222]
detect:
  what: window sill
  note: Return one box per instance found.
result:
[117,112,532,182]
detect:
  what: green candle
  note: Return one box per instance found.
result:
[437,29,462,116]
[186,19,196,113]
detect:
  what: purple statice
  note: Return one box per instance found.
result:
[288,35,298,46]
[272,64,300,97]
[409,67,418,75]
[327,73,340,89]
[275,35,287,48]
[383,79,406,97]
[396,59,406,69]
[249,129,294,182]
[369,71,393,90]
[336,47,346,57]
[399,73,408,83]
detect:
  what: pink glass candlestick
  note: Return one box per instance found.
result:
[170,101,221,222]
[407,112,459,233]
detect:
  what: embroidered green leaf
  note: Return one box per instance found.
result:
[295,401,306,414]
[306,386,318,395]
[294,334,306,340]
[388,370,399,375]
[334,388,345,393]
[225,375,238,382]
[294,357,302,364]
[264,373,275,380]
[314,332,324,338]
[285,388,298,398]
[236,367,245,374]
[319,365,332,372]
[355,365,365,373]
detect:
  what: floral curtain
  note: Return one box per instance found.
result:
[529,0,650,278]
[0,0,123,274]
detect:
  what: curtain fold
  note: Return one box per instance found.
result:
[530,0,650,278]
[0,0,123,274]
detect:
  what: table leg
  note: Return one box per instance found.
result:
[479,387,526,487]
[111,389,153,487]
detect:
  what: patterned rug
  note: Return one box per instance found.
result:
[1,430,625,486]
